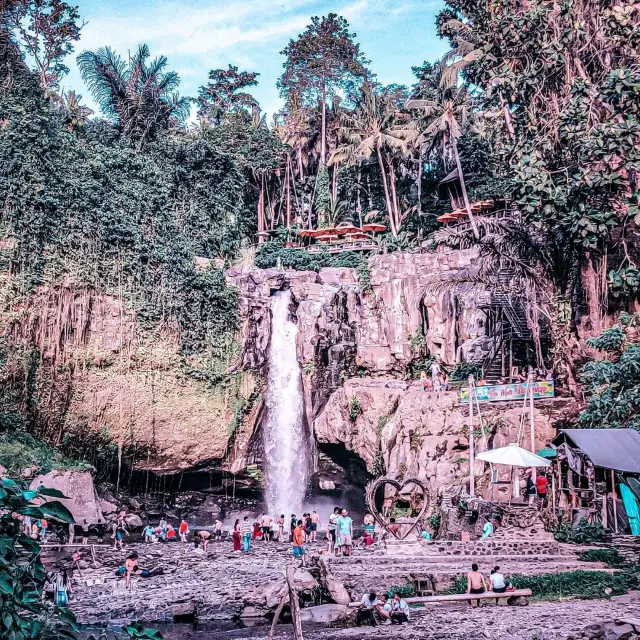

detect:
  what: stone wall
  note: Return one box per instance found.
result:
[313,378,569,503]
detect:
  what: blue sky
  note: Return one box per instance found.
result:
[61,0,448,119]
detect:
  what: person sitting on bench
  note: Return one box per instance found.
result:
[466,563,488,607]
[489,566,507,594]
[356,591,379,626]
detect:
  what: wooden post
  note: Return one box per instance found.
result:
[611,469,618,534]
[508,339,513,383]
[268,594,287,640]
[468,375,475,497]
[529,374,537,482]
[286,160,292,229]
[286,564,303,640]
[551,470,556,517]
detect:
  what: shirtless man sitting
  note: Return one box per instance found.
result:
[466,563,488,607]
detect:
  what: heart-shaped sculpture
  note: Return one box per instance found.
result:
[365,476,431,541]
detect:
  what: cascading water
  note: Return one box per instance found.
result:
[263,290,310,517]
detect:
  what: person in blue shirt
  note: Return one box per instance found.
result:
[336,509,353,556]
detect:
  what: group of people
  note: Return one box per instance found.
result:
[15,514,48,541]
[466,564,512,606]
[357,591,411,626]
[419,360,449,393]
[524,470,549,507]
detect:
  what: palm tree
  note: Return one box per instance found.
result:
[77,44,190,149]
[330,82,409,236]
[58,90,93,131]
[406,63,479,238]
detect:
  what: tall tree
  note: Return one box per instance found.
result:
[278,13,368,166]
[6,0,85,91]
[77,44,190,150]
[196,64,259,126]
[406,62,479,237]
[330,82,409,236]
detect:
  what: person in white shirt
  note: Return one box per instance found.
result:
[390,592,410,625]
[356,591,379,626]
[327,506,340,555]
[376,594,392,625]
[489,566,507,593]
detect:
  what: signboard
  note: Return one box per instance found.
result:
[459,380,554,403]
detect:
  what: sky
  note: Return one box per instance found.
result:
[60,0,448,119]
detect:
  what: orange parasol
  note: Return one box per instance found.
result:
[361,223,386,232]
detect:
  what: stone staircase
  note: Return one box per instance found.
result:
[325,541,607,599]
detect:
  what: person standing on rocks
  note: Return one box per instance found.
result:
[276,514,285,542]
[113,520,127,550]
[466,563,488,607]
[289,514,296,542]
[232,519,241,553]
[328,507,340,555]
[240,516,252,552]
[68,522,75,545]
[179,519,189,543]
[39,518,48,543]
[292,519,306,567]
[337,509,353,557]
[431,360,442,392]
[214,518,224,541]
[197,529,211,551]
[310,511,320,543]
[261,513,273,541]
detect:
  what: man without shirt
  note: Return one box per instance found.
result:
[466,563,488,607]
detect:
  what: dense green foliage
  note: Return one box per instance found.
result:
[578,548,627,568]
[0,478,76,640]
[579,314,640,430]
[554,518,607,544]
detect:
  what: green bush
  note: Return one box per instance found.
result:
[554,518,607,544]
[577,548,627,567]
[386,584,415,599]
[442,569,638,601]
[449,363,481,381]
[254,241,368,272]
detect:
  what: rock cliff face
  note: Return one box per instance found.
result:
[6,249,573,501]
[226,249,574,501]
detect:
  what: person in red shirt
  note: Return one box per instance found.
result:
[178,520,189,542]
[536,473,549,508]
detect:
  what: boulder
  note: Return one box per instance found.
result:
[30,470,104,524]
[169,601,195,618]
[299,604,350,624]
[319,480,336,491]
[293,569,318,591]
[603,623,636,640]
[124,514,143,530]
[99,499,118,516]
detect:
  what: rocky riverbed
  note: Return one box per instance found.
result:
[86,593,640,640]
[46,536,640,640]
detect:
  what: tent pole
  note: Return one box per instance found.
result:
[611,469,618,534]
[529,373,537,482]
[468,375,475,497]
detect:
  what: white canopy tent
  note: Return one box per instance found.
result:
[476,444,551,498]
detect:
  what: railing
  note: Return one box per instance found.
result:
[480,322,503,378]
[307,240,377,254]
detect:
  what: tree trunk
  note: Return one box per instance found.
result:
[286,161,291,228]
[356,169,363,227]
[451,134,479,239]
[376,144,397,236]
[416,154,423,216]
[386,153,401,235]
[321,80,327,167]
[286,565,304,640]
[297,146,304,178]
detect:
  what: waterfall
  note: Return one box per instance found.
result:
[263,290,310,518]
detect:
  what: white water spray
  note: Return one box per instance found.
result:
[263,290,310,517]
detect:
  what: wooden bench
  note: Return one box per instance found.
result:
[405,589,532,605]
[348,589,532,608]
